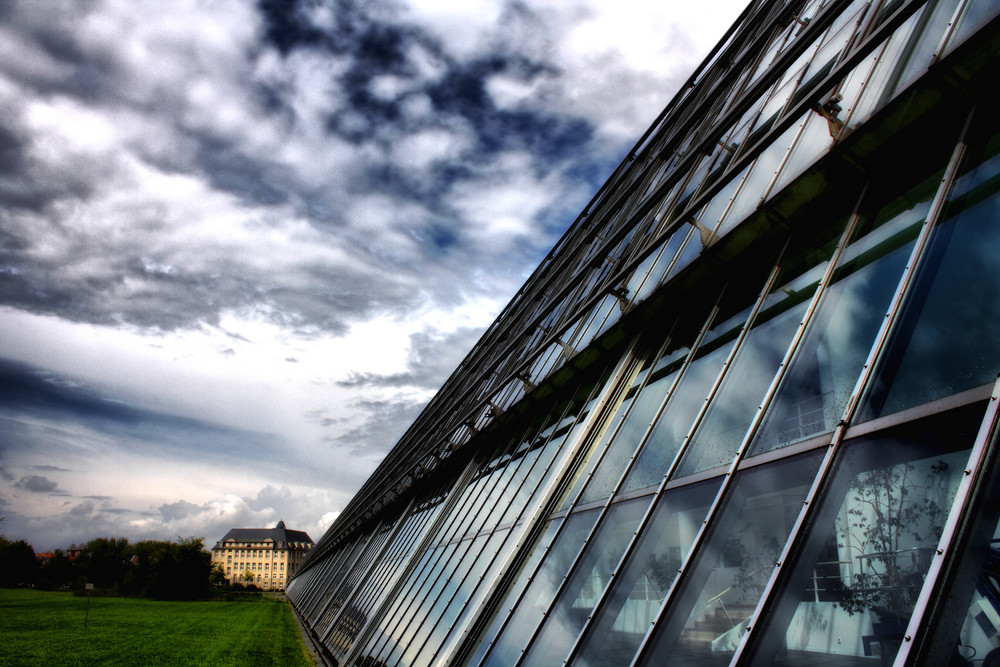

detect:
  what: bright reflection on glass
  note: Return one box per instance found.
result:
[726,120,801,227]
[891,0,963,92]
[768,113,833,200]
[574,480,722,667]
[466,518,563,667]
[481,510,599,667]
[848,11,923,128]
[664,225,703,283]
[698,162,752,242]
[521,498,650,666]
[560,385,639,511]
[579,343,694,505]
[949,0,1000,48]
[627,225,688,305]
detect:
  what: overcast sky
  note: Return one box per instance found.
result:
[0,0,747,551]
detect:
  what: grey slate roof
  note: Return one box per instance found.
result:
[214,520,313,549]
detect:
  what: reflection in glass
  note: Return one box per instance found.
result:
[848,11,923,128]
[673,279,810,478]
[521,498,649,666]
[328,504,439,658]
[664,225,704,282]
[561,387,636,511]
[952,510,1000,665]
[754,437,972,666]
[752,183,935,453]
[481,510,599,667]
[698,162,752,242]
[466,519,563,667]
[639,452,823,665]
[406,530,511,667]
[890,0,963,93]
[859,132,1000,420]
[768,113,832,200]
[621,333,737,492]
[725,120,801,228]
[621,294,765,493]
[580,345,692,505]
[574,480,722,667]
[949,0,1000,48]
[362,417,547,662]
[625,228,685,307]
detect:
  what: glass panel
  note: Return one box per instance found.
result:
[329,504,440,657]
[579,345,692,505]
[482,510,599,667]
[755,75,799,137]
[803,3,868,84]
[465,518,564,667]
[752,172,939,454]
[941,476,1000,663]
[621,297,768,493]
[356,545,440,663]
[405,529,511,667]
[663,225,703,282]
[697,162,752,241]
[566,300,604,352]
[627,226,688,305]
[768,112,833,199]
[672,268,818,478]
[502,432,569,526]
[948,0,1000,47]
[316,527,392,637]
[858,129,1000,420]
[677,154,711,211]
[752,426,975,666]
[639,452,824,665]
[751,23,795,85]
[837,47,882,134]
[560,373,647,511]
[527,342,563,386]
[574,479,723,667]
[725,120,802,228]
[522,497,650,666]
[362,427,533,660]
[848,11,923,127]
[891,0,964,91]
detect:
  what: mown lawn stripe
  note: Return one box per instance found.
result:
[0,590,315,667]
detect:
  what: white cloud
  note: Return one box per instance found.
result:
[391,127,472,172]
[401,0,505,57]
[449,151,587,245]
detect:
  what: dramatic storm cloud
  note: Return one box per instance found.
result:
[0,0,746,550]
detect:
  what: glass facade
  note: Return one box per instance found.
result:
[286,1,1000,665]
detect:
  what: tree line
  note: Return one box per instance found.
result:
[0,534,222,601]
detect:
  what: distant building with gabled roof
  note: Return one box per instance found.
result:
[210,520,313,590]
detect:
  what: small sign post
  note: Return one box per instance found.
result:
[84,583,94,628]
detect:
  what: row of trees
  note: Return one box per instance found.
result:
[0,534,218,600]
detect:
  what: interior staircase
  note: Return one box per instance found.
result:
[677,603,756,652]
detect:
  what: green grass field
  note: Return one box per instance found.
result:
[0,589,316,666]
